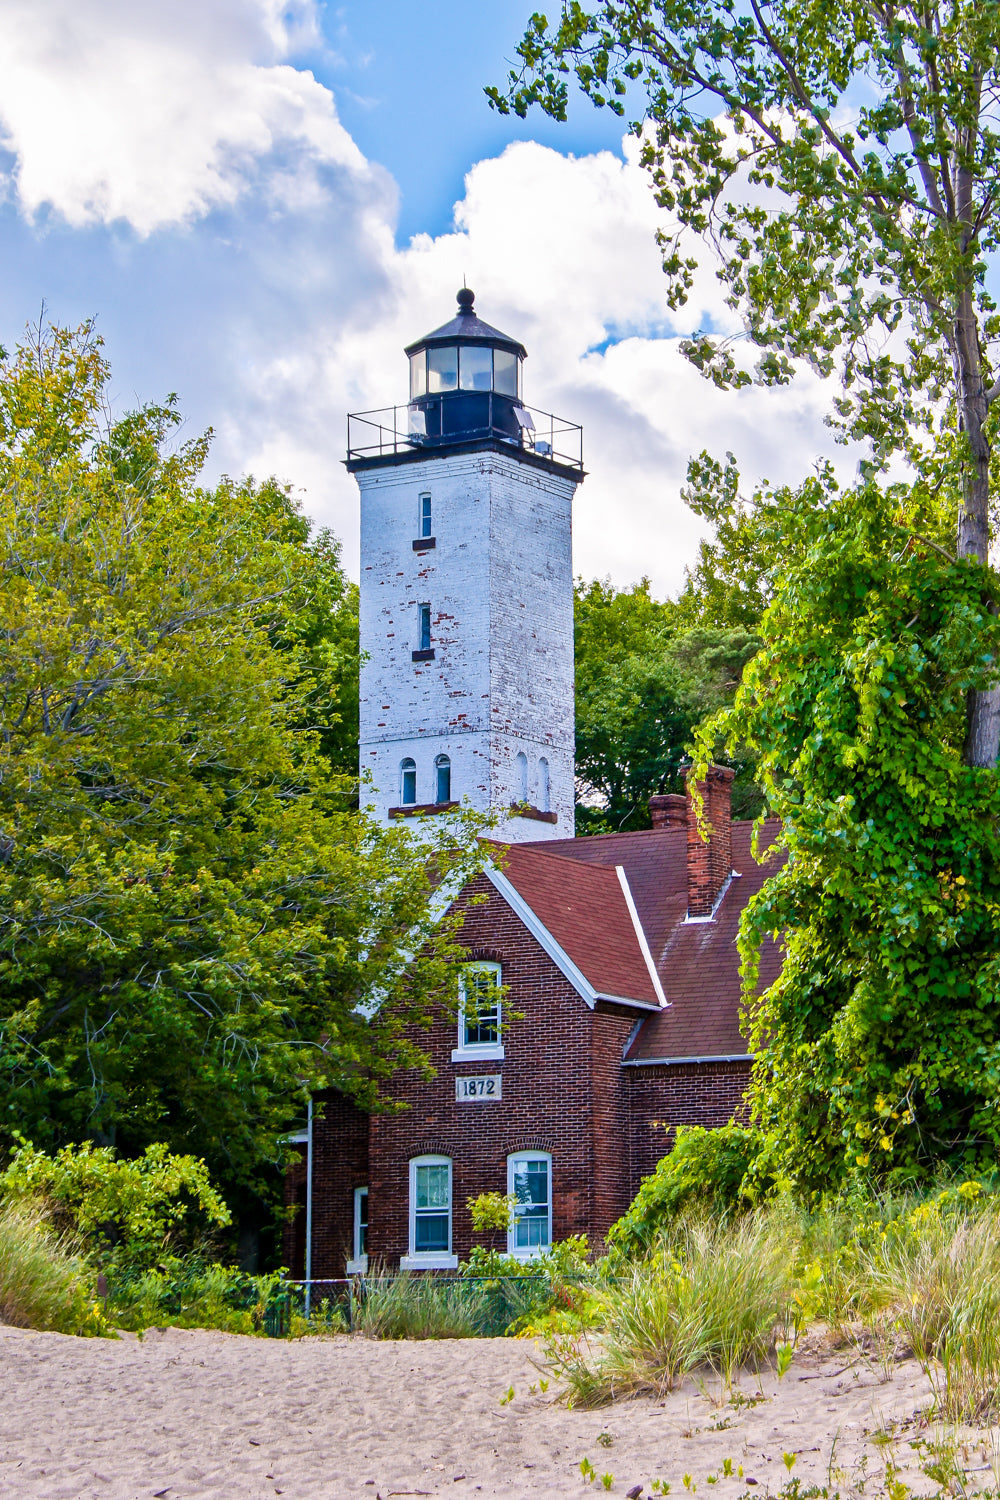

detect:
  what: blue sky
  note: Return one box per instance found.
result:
[0,1,850,593]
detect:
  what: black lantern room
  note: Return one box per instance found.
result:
[404,288,528,447]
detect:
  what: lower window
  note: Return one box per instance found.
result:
[507,1152,552,1256]
[405,1155,456,1267]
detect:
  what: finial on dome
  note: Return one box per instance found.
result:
[457,286,475,314]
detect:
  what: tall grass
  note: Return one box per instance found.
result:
[551,1211,795,1406]
[356,1270,494,1339]
[856,1200,1000,1420]
[0,1201,106,1335]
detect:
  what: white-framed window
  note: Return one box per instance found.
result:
[538,756,550,813]
[418,603,431,652]
[435,753,451,804]
[400,757,417,806]
[401,1155,457,1269]
[452,961,504,1062]
[515,750,528,804]
[507,1153,552,1257]
[419,492,432,538]
[346,1186,368,1274]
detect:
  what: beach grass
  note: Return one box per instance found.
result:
[0,1200,106,1336]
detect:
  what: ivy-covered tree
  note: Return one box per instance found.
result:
[694,471,1000,1189]
[0,322,484,1205]
[491,1,1000,765]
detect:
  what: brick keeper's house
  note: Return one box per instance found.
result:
[284,292,782,1278]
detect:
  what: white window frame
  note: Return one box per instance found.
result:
[507,1152,553,1259]
[401,1155,457,1270]
[346,1185,368,1274]
[419,492,432,538]
[538,756,550,813]
[400,757,417,806]
[452,961,504,1062]
[435,753,451,804]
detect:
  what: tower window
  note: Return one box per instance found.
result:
[538,757,550,813]
[418,603,431,652]
[409,352,427,400]
[515,750,528,804]
[420,493,432,538]
[400,758,416,806]
[435,753,451,804]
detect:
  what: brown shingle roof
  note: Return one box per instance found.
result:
[516,821,785,1062]
[490,843,663,1008]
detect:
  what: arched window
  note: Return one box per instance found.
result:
[507,1152,552,1257]
[435,753,451,804]
[538,756,550,813]
[515,750,528,804]
[400,758,417,806]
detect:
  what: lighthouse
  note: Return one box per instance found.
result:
[347,289,584,840]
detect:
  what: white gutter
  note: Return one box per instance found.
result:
[622,1051,753,1068]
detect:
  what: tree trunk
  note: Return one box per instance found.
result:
[954,274,1000,768]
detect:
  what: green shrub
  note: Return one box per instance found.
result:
[107,1256,288,1335]
[607,1126,771,1259]
[1,1140,230,1269]
[0,1201,108,1336]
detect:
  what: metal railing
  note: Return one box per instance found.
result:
[346,399,584,473]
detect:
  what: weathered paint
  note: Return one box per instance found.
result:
[357,448,579,840]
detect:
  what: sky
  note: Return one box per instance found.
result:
[0,0,861,596]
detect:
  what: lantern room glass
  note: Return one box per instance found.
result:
[493,349,520,398]
[426,346,458,393]
[459,346,493,391]
[409,352,427,400]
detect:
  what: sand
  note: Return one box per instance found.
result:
[0,1322,989,1500]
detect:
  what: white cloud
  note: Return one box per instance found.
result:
[226,136,859,595]
[0,3,859,597]
[0,0,365,233]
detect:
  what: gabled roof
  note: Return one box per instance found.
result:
[486,843,665,1011]
[514,821,785,1064]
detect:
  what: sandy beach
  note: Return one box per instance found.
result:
[0,1322,984,1500]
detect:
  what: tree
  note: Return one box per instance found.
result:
[0,322,485,1206]
[491,1,1000,764]
[574,574,761,827]
[694,473,1000,1189]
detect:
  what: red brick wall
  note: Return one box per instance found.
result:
[285,1091,369,1279]
[626,1059,752,1196]
[359,874,642,1270]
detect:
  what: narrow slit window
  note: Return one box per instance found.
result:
[420,493,432,538]
[400,758,416,806]
[538,756,550,813]
[418,604,431,652]
[354,1186,368,1263]
[435,753,451,804]
[515,750,528,804]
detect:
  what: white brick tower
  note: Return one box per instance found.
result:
[348,289,584,841]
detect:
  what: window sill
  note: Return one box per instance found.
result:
[400,1253,458,1271]
[509,802,557,824]
[412,536,436,551]
[506,1245,552,1262]
[389,800,459,818]
[452,1045,505,1063]
[345,1255,368,1275]
[412,647,435,662]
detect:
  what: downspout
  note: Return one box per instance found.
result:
[305,1096,313,1318]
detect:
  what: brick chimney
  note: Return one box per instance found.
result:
[685,765,735,918]
[648,793,687,831]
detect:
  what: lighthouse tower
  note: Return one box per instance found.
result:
[347,289,584,841]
